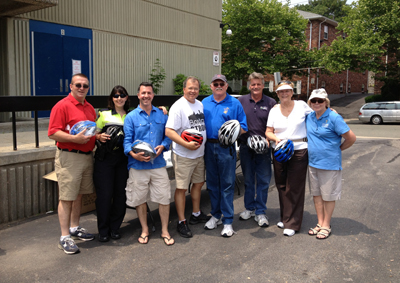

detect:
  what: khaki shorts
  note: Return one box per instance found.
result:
[308,166,342,201]
[55,149,94,201]
[171,152,205,190]
[125,167,171,207]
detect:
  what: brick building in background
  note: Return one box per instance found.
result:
[229,10,372,99]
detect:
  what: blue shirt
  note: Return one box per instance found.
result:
[123,105,171,170]
[203,93,248,139]
[306,108,350,170]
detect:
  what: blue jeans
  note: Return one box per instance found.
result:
[239,144,272,215]
[204,142,236,225]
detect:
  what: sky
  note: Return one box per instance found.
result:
[278,0,357,6]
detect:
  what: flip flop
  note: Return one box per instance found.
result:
[161,236,175,246]
[138,235,149,244]
[308,224,322,236]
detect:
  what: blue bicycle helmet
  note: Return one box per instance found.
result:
[274,139,294,163]
[70,120,97,137]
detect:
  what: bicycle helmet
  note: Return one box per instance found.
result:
[131,140,156,158]
[181,129,203,145]
[274,139,294,162]
[70,120,96,137]
[103,124,124,152]
[218,120,241,147]
[247,135,269,154]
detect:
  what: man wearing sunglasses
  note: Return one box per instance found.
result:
[48,73,96,255]
[202,74,248,237]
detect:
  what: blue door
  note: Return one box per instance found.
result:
[30,20,92,117]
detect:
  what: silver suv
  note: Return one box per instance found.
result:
[358,101,400,124]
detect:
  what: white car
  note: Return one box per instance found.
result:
[358,101,400,124]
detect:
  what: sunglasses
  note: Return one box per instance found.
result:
[73,83,89,89]
[278,80,292,85]
[213,82,225,87]
[310,98,325,104]
[113,93,127,99]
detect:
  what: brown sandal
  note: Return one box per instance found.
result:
[308,224,321,236]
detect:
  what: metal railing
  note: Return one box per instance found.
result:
[0,95,208,150]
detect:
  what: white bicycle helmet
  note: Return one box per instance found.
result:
[247,135,269,154]
[218,120,241,147]
[131,140,156,158]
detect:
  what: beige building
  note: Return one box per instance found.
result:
[0,0,222,120]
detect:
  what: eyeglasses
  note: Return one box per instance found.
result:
[213,82,225,87]
[73,83,89,89]
[113,93,127,99]
[310,98,325,104]
[278,80,292,85]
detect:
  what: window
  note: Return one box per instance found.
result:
[321,81,326,88]
[292,81,297,94]
[362,84,365,93]
[363,103,379,110]
[396,103,400,109]
[324,26,328,40]
[384,103,396,110]
[340,83,343,92]
[348,83,351,93]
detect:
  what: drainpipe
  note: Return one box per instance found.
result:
[317,19,327,91]
[346,69,349,96]
[307,20,312,97]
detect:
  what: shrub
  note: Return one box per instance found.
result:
[239,86,249,95]
[365,95,385,103]
[263,89,279,103]
[149,58,166,95]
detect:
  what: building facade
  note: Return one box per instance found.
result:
[0,0,222,121]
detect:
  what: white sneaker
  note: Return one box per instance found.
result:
[254,214,269,227]
[277,221,284,229]
[239,210,255,220]
[221,224,236,237]
[204,216,222,230]
[283,228,295,237]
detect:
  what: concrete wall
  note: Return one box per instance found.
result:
[0,148,58,224]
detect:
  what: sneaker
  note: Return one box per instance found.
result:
[283,228,295,237]
[58,237,79,255]
[70,227,95,241]
[221,224,236,237]
[254,214,269,227]
[239,210,255,220]
[189,211,211,225]
[277,221,284,229]
[177,221,193,238]
[204,216,222,230]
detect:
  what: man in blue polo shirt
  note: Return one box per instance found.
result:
[123,82,174,246]
[237,72,276,227]
[202,74,248,237]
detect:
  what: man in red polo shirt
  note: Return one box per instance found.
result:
[48,73,96,255]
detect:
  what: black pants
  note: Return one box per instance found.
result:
[94,150,128,236]
[272,148,308,231]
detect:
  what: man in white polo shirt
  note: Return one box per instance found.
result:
[165,76,209,238]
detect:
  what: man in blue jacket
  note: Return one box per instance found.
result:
[123,82,174,246]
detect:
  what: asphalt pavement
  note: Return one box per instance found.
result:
[1,94,400,282]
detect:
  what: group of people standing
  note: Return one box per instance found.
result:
[48,72,355,255]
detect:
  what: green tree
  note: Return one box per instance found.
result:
[319,0,399,82]
[295,0,349,22]
[149,58,166,94]
[222,0,311,80]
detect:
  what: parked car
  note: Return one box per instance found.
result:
[358,101,400,124]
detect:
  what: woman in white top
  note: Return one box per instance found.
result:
[265,81,312,237]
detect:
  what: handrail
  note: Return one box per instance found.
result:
[0,95,208,150]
